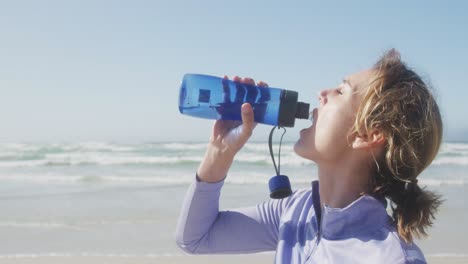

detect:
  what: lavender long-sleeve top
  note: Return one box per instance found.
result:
[175,176,426,263]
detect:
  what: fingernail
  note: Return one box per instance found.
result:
[242,104,249,114]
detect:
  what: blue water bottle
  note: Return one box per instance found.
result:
[178,73,309,199]
[178,74,309,127]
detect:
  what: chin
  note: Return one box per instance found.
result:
[293,140,300,155]
[294,140,315,161]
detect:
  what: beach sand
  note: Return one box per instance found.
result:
[1,255,467,264]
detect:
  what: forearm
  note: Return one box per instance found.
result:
[197,142,235,183]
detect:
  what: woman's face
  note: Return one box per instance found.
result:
[294,69,374,163]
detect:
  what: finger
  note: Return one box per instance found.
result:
[240,103,254,139]
[257,81,269,87]
[242,77,255,86]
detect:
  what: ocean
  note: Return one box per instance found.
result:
[0,141,467,259]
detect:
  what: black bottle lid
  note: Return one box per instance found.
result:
[295,102,310,119]
[278,90,310,127]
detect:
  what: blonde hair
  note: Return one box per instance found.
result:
[353,49,443,243]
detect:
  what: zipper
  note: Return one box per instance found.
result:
[305,212,322,263]
[305,181,322,263]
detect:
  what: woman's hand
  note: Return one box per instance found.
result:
[197,76,268,183]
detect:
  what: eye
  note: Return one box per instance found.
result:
[337,89,343,95]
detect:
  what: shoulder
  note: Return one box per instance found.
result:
[341,215,427,264]
[282,187,313,209]
[348,226,427,263]
[273,187,316,224]
[254,187,314,231]
[380,226,427,264]
[256,187,314,219]
[396,233,427,263]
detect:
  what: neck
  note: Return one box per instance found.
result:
[317,159,371,208]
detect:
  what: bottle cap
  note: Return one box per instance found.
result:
[295,102,310,119]
[278,90,298,127]
[278,90,310,127]
[269,175,292,199]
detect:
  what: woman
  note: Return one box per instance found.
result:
[175,49,442,263]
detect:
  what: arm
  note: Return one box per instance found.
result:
[175,77,279,254]
[175,175,284,254]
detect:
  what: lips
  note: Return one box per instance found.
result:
[299,108,318,136]
[311,108,318,123]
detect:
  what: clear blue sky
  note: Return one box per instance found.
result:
[0,0,466,142]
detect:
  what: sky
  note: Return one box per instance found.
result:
[0,0,467,142]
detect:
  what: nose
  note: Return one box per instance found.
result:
[318,89,328,105]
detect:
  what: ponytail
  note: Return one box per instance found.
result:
[386,180,442,243]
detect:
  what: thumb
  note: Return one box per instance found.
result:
[240,103,255,139]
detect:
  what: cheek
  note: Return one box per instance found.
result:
[314,125,348,158]
[315,118,346,145]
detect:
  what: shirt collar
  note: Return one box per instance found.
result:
[311,180,390,240]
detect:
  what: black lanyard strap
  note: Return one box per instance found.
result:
[268,126,287,176]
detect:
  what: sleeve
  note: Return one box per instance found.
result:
[175,174,287,254]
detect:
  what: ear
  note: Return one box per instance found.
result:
[351,129,386,150]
